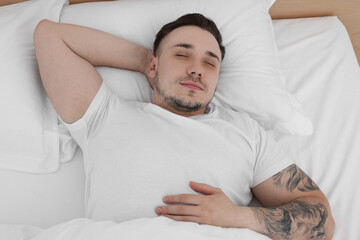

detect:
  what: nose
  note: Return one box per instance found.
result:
[187,62,202,78]
[190,71,201,77]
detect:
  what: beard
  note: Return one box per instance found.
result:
[154,71,209,113]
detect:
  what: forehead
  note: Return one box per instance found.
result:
[161,26,221,57]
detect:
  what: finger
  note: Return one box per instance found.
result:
[161,214,202,224]
[156,205,201,217]
[163,194,202,205]
[190,181,220,195]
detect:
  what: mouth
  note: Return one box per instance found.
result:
[179,82,204,91]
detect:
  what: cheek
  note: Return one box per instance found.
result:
[158,58,177,76]
[155,68,175,91]
[157,63,185,84]
[206,74,219,91]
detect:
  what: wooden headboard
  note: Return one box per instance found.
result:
[1,0,359,65]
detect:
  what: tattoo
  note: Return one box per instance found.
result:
[272,164,319,192]
[252,200,328,239]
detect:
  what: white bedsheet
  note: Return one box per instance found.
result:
[1,16,359,240]
[31,217,270,240]
[0,218,269,240]
[0,224,41,240]
[0,148,85,228]
[270,16,360,239]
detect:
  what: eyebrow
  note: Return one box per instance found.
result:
[173,43,220,63]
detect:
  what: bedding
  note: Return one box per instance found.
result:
[0,8,359,240]
[0,224,42,240]
[0,0,72,173]
[0,148,85,229]
[59,0,313,136]
[1,218,270,240]
[269,16,360,240]
[32,217,271,240]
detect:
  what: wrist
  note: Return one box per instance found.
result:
[140,49,153,75]
[231,206,256,229]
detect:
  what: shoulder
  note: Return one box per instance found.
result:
[104,84,149,112]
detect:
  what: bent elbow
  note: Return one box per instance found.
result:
[33,19,56,46]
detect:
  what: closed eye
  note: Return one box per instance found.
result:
[206,62,216,67]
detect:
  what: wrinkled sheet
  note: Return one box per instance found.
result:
[0,217,270,240]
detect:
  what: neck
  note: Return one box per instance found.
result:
[151,92,210,117]
[156,102,208,117]
[151,98,208,117]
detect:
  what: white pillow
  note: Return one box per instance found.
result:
[60,0,313,136]
[0,0,71,173]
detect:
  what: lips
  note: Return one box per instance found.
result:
[180,82,204,91]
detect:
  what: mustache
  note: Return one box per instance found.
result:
[177,76,206,90]
[184,75,200,82]
[179,76,204,85]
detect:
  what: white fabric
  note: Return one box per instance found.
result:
[1,16,359,240]
[0,224,42,240]
[0,218,270,240]
[31,217,270,240]
[0,148,85,229]
[61,83,293,222]
[0,0,69,173]
[270,16,360,240]
[60,0,312,135]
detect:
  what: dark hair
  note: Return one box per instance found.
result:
[153,13,225,61]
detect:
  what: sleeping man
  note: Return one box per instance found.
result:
[34,14,335,239]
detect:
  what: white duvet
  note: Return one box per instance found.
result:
[1,217,270,240]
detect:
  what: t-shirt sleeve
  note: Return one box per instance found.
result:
[251,122,295,187]
[58,82,112,150]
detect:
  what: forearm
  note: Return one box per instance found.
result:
[37,19,151,73]
[237,197,334,240]
[154,178,335,238]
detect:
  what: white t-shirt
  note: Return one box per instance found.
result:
[62,82,294,222]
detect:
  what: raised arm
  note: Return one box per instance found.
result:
[34,19,152,123]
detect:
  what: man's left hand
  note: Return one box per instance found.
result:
[155,181,243,228]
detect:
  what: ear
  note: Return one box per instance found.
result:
[147,55,157,90]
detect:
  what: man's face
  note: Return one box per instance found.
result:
[149,26,222,116]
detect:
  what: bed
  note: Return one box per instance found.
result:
[0,0,359,239]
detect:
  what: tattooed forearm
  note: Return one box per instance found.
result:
[252,200,328,239]
[272,164,319,192]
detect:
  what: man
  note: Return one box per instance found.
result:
[34,14,334,239]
